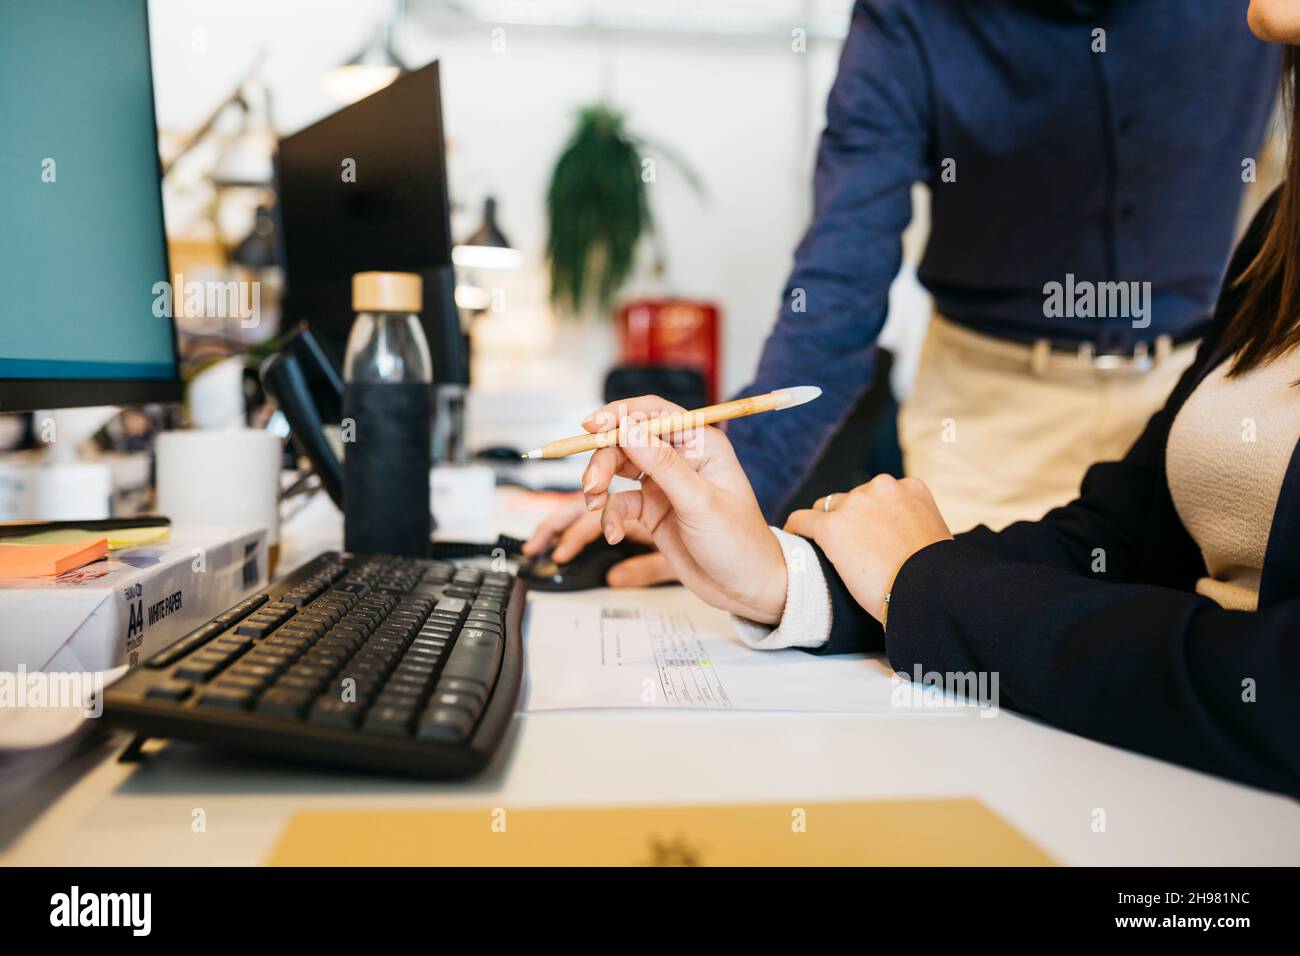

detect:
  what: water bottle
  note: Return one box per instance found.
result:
[342,271,432,556]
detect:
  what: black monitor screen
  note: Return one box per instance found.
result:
[276,61,462,382]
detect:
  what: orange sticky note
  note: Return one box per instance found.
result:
[0,536,109,577]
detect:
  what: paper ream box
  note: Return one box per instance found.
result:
[0,526,268,672]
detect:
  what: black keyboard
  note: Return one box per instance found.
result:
[103,551,525,778]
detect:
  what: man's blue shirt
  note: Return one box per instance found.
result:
[729,0,1279,516]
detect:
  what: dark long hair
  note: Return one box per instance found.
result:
[1226,47,1300,376]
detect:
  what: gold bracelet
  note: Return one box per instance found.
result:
[881,591,891,631]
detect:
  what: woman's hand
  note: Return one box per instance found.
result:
[785,475,953,623]
[580,395,787,624]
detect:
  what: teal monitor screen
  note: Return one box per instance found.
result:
[0,0,179,409]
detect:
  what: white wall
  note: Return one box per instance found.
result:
[147,0,870,398]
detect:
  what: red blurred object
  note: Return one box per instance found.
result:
[617,298,721,403]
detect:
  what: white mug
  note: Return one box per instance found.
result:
[155,429,283,557]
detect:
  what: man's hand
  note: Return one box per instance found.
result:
[521,500,675,587]
[784,475,953,623]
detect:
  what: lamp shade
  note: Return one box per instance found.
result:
[322,25,406,104]
[452,197,521,270]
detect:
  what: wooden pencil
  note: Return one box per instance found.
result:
[521,386,822,460]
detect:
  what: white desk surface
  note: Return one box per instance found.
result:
[3,489,1299,866]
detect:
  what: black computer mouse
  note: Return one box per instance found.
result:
[518,538,654,591]
[474,445,524,461]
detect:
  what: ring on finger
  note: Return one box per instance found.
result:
[822,493,837,512]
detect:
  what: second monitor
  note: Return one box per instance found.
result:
[275,61,467,390]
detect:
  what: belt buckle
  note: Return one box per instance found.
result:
[1078,335,1171,376]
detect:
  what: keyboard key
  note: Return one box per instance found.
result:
[385,673,432,695]
[215,673,269,692]
[288,662,334,681]
[304,650,347,670]
[146,622,226,668]
[265,629,310,645]
[374,687,423,710]
[416,707,474,744]
[197,685,256,710]
[212,594,268,626]
[276,673,325,693]
[243,652,292,672]
[452,568,483,586]
[441,635,502,688]
[235,616,282,638]
[327,624,368,643]
[365,705,416,736]
[276,625,323,642]
[345,658,388,676]
[317,636,361,656]
[308,697,364,728]
[349,607,384,627]
[281,584,324,607]
[299,608,341,627]
[257,687,313,719]
[379,620,419,639]
[145,680,193,701]
[437,678,487,708]
[190,649,234,666]
[395,670,436,688]
[433,597,468,617]
[174,658,225,682]
[423,562,454,580]
[430,691,481,718]
[227,662,279,683]
[209,636,254,654]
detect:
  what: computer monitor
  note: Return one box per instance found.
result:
[275,61,468,390]
[0,0,181,412]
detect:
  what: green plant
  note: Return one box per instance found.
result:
[546,104,701,317]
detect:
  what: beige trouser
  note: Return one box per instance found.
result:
[898,313,1199,533]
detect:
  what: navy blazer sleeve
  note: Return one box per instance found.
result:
[884,541,1300,799]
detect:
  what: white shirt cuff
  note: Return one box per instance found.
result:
[731,527,832,650]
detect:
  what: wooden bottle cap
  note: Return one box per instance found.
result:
[352,272,422,313]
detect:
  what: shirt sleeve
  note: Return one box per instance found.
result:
[727,0,933,519]
[731,528,833,650]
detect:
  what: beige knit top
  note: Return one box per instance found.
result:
[1166,348,1300,611]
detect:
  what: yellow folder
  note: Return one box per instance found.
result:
[267,798,1055,866]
